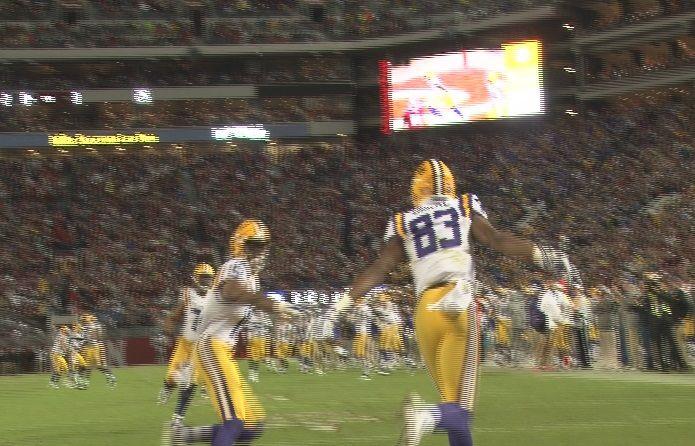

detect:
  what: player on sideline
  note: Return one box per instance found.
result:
[79,313,117,388]
[163,219,296,446]
[49,325,71,388]
[159,263,216,425]
[344,159,570,446]
[375,293,403,374]
[247,308,272,382]
[273,314,295,373]
[350,296,374,380]
[69,323,89,389]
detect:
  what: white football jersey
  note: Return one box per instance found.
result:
[180,287,209,342]
[275,321,295,343]
[82,321,105,346]
[353,303,372,335]
[198,258,258,346]
[247,310,272,339]
[51,332,69,356]
[385,194,486,295]
[377,301,401,326]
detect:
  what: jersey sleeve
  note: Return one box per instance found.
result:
[384,219,396,241]
[461,193,488,219]
[469,194,488,219]
[384,213,407,241]
[216,260,249,286]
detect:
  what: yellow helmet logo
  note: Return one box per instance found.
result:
[193,263,215,277]
[411,159,456,207]
[229,219,270,257]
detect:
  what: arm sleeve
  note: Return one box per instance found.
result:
[218,260,248,283]
[469,194,488,219]
[384,218,396,242]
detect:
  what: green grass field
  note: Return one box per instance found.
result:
[2,364,695,446]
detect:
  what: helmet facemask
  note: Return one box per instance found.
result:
[194,273,214,290]
[245,239,270,274]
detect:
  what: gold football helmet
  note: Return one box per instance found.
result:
[411,159,456,207]
[230,219,270,257]
[193,263,215,289]
[79,313,95,324]
[230,219,270,272]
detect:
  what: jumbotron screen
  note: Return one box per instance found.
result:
[379,40,543,133]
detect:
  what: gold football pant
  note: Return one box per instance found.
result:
[248,337,268,362]
[415,282,480,410]
[72,352,87,370]
[352,334,369,359]
[166,337,195,384]
[196,336,265,424]
[551,324,571,355]
[51,353,69,375]
[300,340,318,359]
[379,325,403,352]
[80,345,106,368]
[275,342,291,359]
[495,318,511,347]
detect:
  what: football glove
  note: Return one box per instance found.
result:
[533,244,571,276]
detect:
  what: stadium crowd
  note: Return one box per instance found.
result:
[585,35,695,82]
[0,0,555,47]
[1,86,694,371]
[575,0,694,32]
[0,57,352,90]
[0,96,354,132]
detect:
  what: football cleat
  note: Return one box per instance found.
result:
[359,373,372,381]
[397,393,431,446]
[170,414,184,428]
[248,370,259,383]
[106,374,117,389]
[158,386,174,405]
[161,421,185,446]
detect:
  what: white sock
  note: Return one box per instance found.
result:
[420,404,439,434]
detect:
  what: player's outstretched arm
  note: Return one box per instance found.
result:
[221,279,296,315]
[470,214,535,262]
[348,237,406,301]
[470,214,567,273]
[163,300,186,337]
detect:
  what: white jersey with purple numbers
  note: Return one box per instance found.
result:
[353,303,372,335]
[385,194,487,295]
[180,287,208,342]
[198,258,258,347]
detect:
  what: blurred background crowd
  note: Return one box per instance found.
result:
[1,0,692,48]
[1,88,693,362]
[0,0,693,374]
[0,96,354,132]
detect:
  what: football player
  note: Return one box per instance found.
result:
[344,159,570,446]
[79,313,116,388]
[49,325,71,388]
[69,323,89,389]
[350,296,374,380]
[159,263,215,425]
[164,219,296,446]
[273,314,296,373]
[247,308,272,382]
[313,305,337,374]
[375,292,403,375]
[298,309,319,374]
